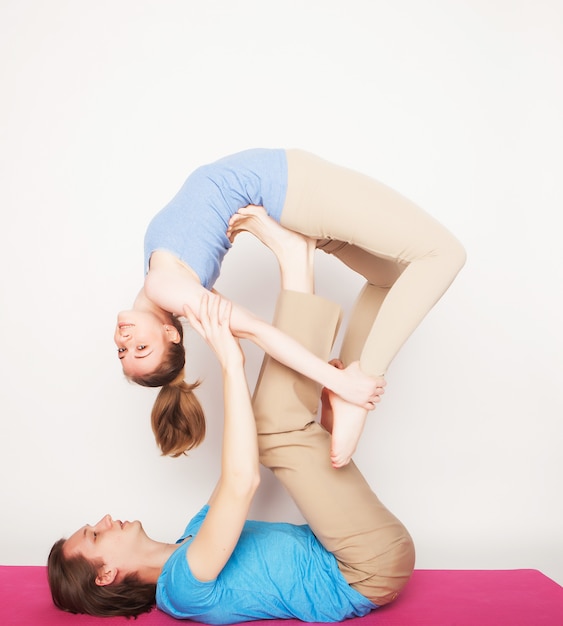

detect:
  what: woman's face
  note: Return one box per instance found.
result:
[114,310,176,378]
[64,514,147,585]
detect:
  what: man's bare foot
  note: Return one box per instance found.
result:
[320,386,334,434]
[320,359,344,434]
[327,359,386,468]
[327,389,369,469]
[227,205,316,292]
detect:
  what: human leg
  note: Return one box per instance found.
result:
[281,148,466,377]
[314,241,406,466]
[228,205,387,467]
[253,291,415,605]
[279,149,465,465]
[314,239,404,367]
[239,217,414,604]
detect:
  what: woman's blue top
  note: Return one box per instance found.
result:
[144,149,288,288]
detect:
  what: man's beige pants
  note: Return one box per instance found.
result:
[253,290,415,606]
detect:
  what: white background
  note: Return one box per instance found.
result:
[1,0,562,585]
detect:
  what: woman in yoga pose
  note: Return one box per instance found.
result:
[116,148,465,466]
[49,226,415,620]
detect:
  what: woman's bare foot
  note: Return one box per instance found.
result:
[227,205,316,293]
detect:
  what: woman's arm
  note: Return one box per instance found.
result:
[145,256,380,408]
[182,294,260,582]
[227,301,380,408]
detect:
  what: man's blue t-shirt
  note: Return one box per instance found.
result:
[156,505,376,624]
[144,148,288,289]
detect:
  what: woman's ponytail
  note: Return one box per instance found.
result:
[151,372,205,457]
[126,315,205,456]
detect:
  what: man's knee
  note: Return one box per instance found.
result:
[350,529,415,606]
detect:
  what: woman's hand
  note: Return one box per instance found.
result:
[337,361,386,410]
[183,294,244,369]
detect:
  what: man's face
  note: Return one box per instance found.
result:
[64,514,147,585]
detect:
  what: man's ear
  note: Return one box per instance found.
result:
[95,567,118,587]
[164,324,181,344]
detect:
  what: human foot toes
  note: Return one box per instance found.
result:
[227,205,314,256]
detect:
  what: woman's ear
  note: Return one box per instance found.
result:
[164,324,181,344]
[95,566,118,587]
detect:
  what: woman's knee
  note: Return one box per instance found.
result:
[445,236,467,275]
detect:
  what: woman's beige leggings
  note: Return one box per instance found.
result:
[253,291,415,606]
[280,149,466,376]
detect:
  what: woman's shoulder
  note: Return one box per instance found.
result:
[144,251,204,312]
[147,250,201,278]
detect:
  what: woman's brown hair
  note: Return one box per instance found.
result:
[129,315,206,457]
[47,539,156,618]
[151,375,206,457]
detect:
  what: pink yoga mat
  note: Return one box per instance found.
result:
[0,567,561,625]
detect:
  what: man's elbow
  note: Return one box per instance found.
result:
[232,470,260,501]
